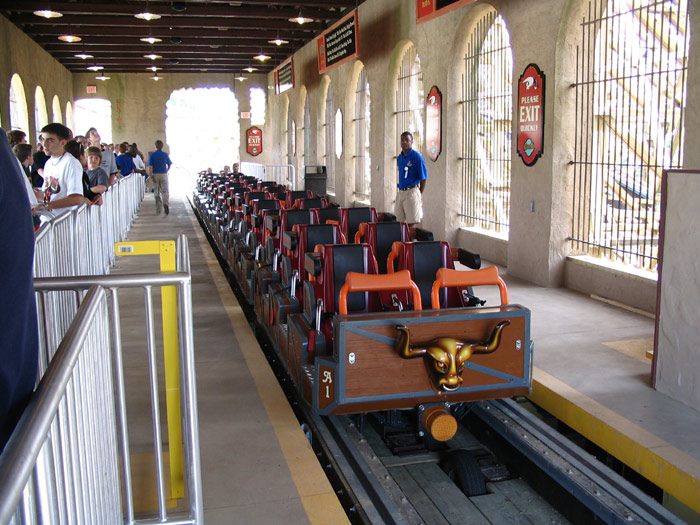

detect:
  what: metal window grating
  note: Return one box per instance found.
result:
[459,11,513,234]
[396,45,425,154]
[354,66,372,200]
[570,0,688,271]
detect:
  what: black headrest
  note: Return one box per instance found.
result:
[301,198,323,209]
[374,222,402,273]
[247,191,267,201]
[347,208,373,241]
[289,190,307,201]
[285,209,312,231]
[256,199,279,211]
[305,224,336,250]
[317,207,340,223]
[412,242,445,306]
[332,244,367,312]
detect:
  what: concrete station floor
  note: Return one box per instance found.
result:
[116,186,700,523]
[112,188,348,524]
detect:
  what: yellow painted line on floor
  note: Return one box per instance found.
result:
[186,203,349,524]
[530,367,700,514]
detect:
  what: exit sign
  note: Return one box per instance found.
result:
[86,85,97,93]
[241,111,251,119]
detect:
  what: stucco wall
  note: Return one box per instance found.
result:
[0,14,73,141]
[71,72,270,166]
[655,171,700,410]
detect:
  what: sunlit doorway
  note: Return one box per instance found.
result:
[165,87,240,195]
[74,98,112,143]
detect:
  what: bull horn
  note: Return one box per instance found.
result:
[472,320,511,354]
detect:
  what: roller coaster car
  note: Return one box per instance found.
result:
[266,224,344,353]
[311,205,341,225]
[285,190,314,209]
[253,209,317,318]
[285,247,531,441]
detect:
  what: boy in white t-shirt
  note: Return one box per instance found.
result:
[39,123,84,214]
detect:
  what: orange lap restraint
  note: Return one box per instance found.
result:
[338,270,422,315]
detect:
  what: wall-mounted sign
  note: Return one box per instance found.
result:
[274,57,294,95]
[317,9,359,74]
[246,126,262,156]
[86,85,97,94]
[417,0,477,24]
[240,111,251,119]
[517,64,546,167]
[426,86,442,162]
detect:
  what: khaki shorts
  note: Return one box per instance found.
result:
[395,186,423,224]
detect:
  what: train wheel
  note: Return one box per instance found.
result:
[441,449,488,497]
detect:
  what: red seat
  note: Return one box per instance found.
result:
[355,221,411,273]
[285,190,313,209]
[293,197,328,209]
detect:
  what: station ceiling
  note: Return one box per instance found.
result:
[0,0,361,75]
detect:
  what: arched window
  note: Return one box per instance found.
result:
[74,98,113,143]
[325,83,336,194]
[570,0,688,271]
[459,11,513,234]
[65,101,74,134]
[52,95,62,124]
[354,65,371,201]
[249,87,266,126]
[9,74,29,132]
[396,44,424,154]
[34,86,48,138]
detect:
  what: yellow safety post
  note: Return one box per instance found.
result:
[115,240,184,500]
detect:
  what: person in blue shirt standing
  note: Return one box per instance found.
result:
[147,139,173,215]
[396,131,428,226]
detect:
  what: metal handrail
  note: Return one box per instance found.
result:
[1,234,202,525]
[0,286,108,523]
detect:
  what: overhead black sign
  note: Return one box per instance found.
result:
[317,9,359,73]
[274,57,294,95]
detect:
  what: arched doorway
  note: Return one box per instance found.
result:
[9,74,29,133]
[165,87,240,191]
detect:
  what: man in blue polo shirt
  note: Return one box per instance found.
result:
[147,139,173,215]
[396,131,428,226]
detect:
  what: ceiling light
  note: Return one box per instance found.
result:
[96,75,111,81]
[33,9,62,18]
[144,53,162,60]
[288,12,313,25]
[244,66,257,73]
[75,53,93,60]
[150,73,161,81]
[236,73,247,82]
[140,36,162,44]
[87,65,104,71]
[135,12,161,20]
[254,52,271,62]
[58,35,81,43]
[268,36,289,46]
[148,66,161,72]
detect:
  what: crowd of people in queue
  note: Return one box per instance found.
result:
[6,124,166,225]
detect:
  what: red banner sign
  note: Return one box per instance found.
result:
[246,126,262,156]
[417,0,477,24]
[517,64,545,167]
[317,9,359,74]
[426,86,442,162]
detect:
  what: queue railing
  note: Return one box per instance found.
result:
[33,172,145,280]
[0,235,202,525]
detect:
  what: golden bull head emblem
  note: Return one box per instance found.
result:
[395,321,511,392]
